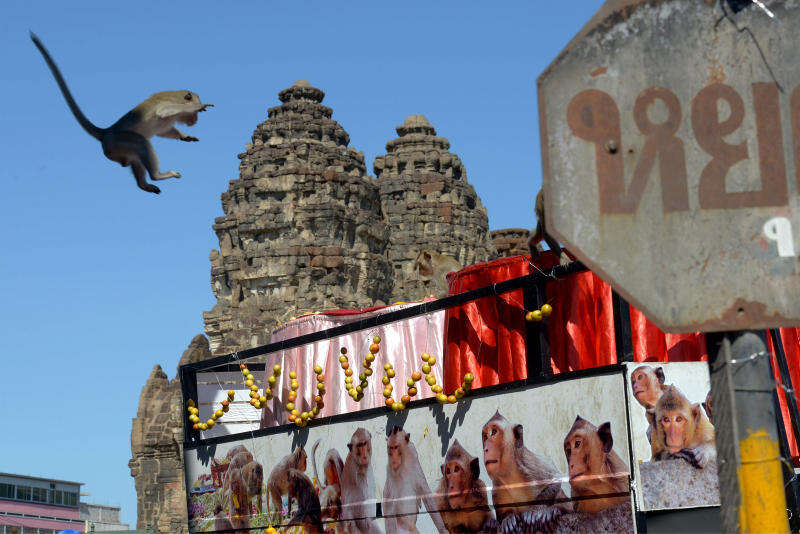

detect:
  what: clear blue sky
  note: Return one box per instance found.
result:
[1,0,602,528]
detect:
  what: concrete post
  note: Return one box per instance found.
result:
[707,330,788,533]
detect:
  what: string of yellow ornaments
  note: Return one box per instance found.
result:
[186,363,277,432]
[525,303,553,322]
[284,366,326,428]
[339,336,381,402]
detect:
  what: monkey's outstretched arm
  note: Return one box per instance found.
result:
[157,126,198,142]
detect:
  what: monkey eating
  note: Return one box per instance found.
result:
[286,468,323,533]
[435,439,494,533]
[311,438,344,524]
[563,416,630,514]
[528,189,571,265]
[648,385,716,469]
[630,365,668,443]
[30,32,212,195]
[482,411,568,533]
[383,426,447,534]
[340,428,383,533]
[266,446,307,515]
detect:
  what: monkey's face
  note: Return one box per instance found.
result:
[443,460,469,506]
[631,368,662,409]
[482,422,505,477]
[660,410,690,453]
[243,462,263,495]
[564,430,590,479]
[387,441,403,472]
[174,91,211,126]
[354,439,371,467]
[415,251,434,279]
[294,449,308,472]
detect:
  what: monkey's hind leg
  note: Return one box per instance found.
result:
[102,131,181,188]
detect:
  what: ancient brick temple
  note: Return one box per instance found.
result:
[202,80,393,355]
[375,114,495,301]
[131,80,526,532]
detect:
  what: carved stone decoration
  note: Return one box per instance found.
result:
[129,335,212,533]
[491,228,531,258]
[374,115,496,300]
[202,80,393,355]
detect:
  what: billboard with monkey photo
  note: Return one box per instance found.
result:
[625,362,721,511]
[183,369,635,533]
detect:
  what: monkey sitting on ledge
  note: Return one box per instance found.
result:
[31,32,212,195]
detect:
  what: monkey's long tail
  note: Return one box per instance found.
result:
[30,31,105,141]
[311,438,322,487]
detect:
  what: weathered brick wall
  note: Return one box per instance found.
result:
[491,228,530,258]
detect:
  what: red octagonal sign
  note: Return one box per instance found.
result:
[539,0,800,333]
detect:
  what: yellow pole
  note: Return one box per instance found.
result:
[737,428,789,533]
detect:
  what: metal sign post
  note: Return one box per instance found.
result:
[538,0,799,530]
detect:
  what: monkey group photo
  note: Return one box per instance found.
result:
[626,362,721,511]
[185,371,636,533]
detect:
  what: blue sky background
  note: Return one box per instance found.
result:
[1,1,602,528]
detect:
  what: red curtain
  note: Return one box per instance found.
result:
[443,254,800,460]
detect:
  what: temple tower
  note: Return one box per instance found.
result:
[374,115,496,300]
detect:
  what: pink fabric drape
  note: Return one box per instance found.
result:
[260,301,445,428]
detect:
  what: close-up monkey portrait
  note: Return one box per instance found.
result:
[647,385,716,469]
[30,32,212,195]
[563,416,630,514]
[435,439,494,533]
[481,410,568,533]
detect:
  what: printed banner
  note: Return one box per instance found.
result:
[625,362,720,511]
[184,370,634,533]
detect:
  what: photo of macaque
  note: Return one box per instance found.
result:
[266,446,308,514]
[435,439,494,533]
[312,438,344,523]
[227,467,251,530]
[626,362,721,511]
[286,468,323,533]
[630,365,668,443]
[184,371,635,531]
[648,386,716,469]
[383,426,446,533]
[341,428,383,533]
[563,416,629,514]
[481,411,568,532]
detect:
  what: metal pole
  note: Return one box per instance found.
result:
[707,330,789,533]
